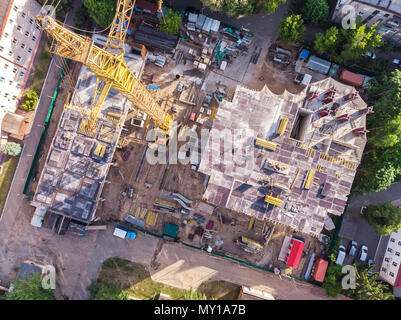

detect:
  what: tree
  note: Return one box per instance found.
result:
[160,9,182,35]
[37,0,73,18]
[73,5,90,29]
[200,0,258,17]
[82,0,116,28]
[0,142,22,157]
[278,15,305,43]
[182,288,208,300]
[340,18,383,62]
[350,266,394,300]
[87,279,128,300]
[363,203,401,236]
[301,0,329,26]
[21,89,39,112]
[264,0,287,14]
[314,27,340,62]
[5,273,55,300]
[322,264,343,298]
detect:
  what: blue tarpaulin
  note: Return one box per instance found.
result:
[300,49,309,60]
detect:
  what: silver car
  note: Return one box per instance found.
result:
[359,245,368,262]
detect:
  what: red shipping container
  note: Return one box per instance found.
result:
[339,70,365,87]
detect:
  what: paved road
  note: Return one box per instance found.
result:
[339,183,401,270]
[152,242,348,300]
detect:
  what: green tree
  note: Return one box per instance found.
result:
[278,14,305,43]
[21,89,39,112]
[182,288,208,300]
[350,266,394,300]
[264,0,287,14]
[322,264,342,298]
[160,9,182,35]
[83,0,116,28]
[0,142,22,157]
[200,0,258,17]
[37,0,73,18]
[5,273,55,300]
[301,0,329,26]
[87,279,128,300]
[314,26,340,62]
[363,203,401,236]
[340,18,383,62]
[73,5,90,29]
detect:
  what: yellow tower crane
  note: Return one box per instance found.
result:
[35,0,172,133]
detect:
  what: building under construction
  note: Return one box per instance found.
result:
[30,35,146,233]
[199,78,371,237]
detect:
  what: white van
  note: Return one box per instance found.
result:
[336,245,346,265]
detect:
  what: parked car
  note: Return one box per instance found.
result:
[128,187,134,199]
[367,259,375,276]
[359,245,368,262]
[360,206,366,215]
[363,52,376,59]
[348,240,358,256]
[392,58,400,65]
[336,245,347,265]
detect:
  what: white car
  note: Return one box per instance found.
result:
[359,245,368,262]
[392,58,400,65]
[364,52,376,59]
[336,245,347,265]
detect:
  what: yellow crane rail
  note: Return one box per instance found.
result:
[303,168,316,190]
[277,118,289,136]
[255,138,277,151]
[265,195,283,207]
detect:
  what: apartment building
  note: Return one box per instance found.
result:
[0,0,42,137]
[332,0,401,45]
[379,229,401,297]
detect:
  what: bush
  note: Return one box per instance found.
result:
[278,14,306,43]
[160,9,182,35]
[21,89,39,112]
[0,142,22,157]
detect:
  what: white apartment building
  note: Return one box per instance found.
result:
[0,0,42,136]
[332,0,401,45]
[379,229,401,297]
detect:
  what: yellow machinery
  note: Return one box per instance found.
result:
[276,118,288,136]
[35,0,172,132]
[303,168,316,190]
[255,138,277,151]
[265,194,283,207]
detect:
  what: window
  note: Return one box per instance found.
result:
[29,18,34,24]
[4,64,8,69]
[390,272,395,277]
[4,93,8,97]
[4,32,9,38]
[12,95,17,100]
[25,31,29,37]
[8,51,12,56]
[385,257,391,263]
[17,25,22,31]
[32,35,37,41]
[393,262,398,267]
[16,83,21,89]
[28,48,32,53]
[0,46,3,52]
[12,38,18,44]
[384,13,390,18]
[16,56,21,62]
[0,77,4,83]
[391,238,395,243]
[21,12,26,19]
[13,68,17,73]
[13,5,18,12]
[9,80,13,85]
[21,43,25,49]
[396,252,401,257]
[398,241,401,246]
[382,267,387,273]
[388,248,393,253]
[9,19,14,24]
[20,71,25,77]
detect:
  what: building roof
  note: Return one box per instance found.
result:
[199,79,368,236]
[163,223,179,239]
[1,112,25,136]
[306,55,331,75]
[300,49,309,60]
[339,70,365,87]
[285,238,305,268]
[135,0,158,15]
[312,258,329,282]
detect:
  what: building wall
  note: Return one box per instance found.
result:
[379,229,401,286]
[0,0,42,134]
[332,0,401,45]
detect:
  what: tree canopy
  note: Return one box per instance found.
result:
[0,142,22,157]
[82,0,116,29]
[301,0,329,26]
[322,264,343,298]
[264,0,287,14]
[200,0,286,16]
[21,89,39,112]
[182,288,208,300]
[313,17,383,63]
[160,9,182,35]
[363,203,401,236]
[37,0,73,18]
[5,273,55,300]
[278,14,305,43]
[87,279,128,300]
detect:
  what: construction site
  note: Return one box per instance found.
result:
[28,1,371,280]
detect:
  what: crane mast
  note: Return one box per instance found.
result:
[35,2,172,132]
